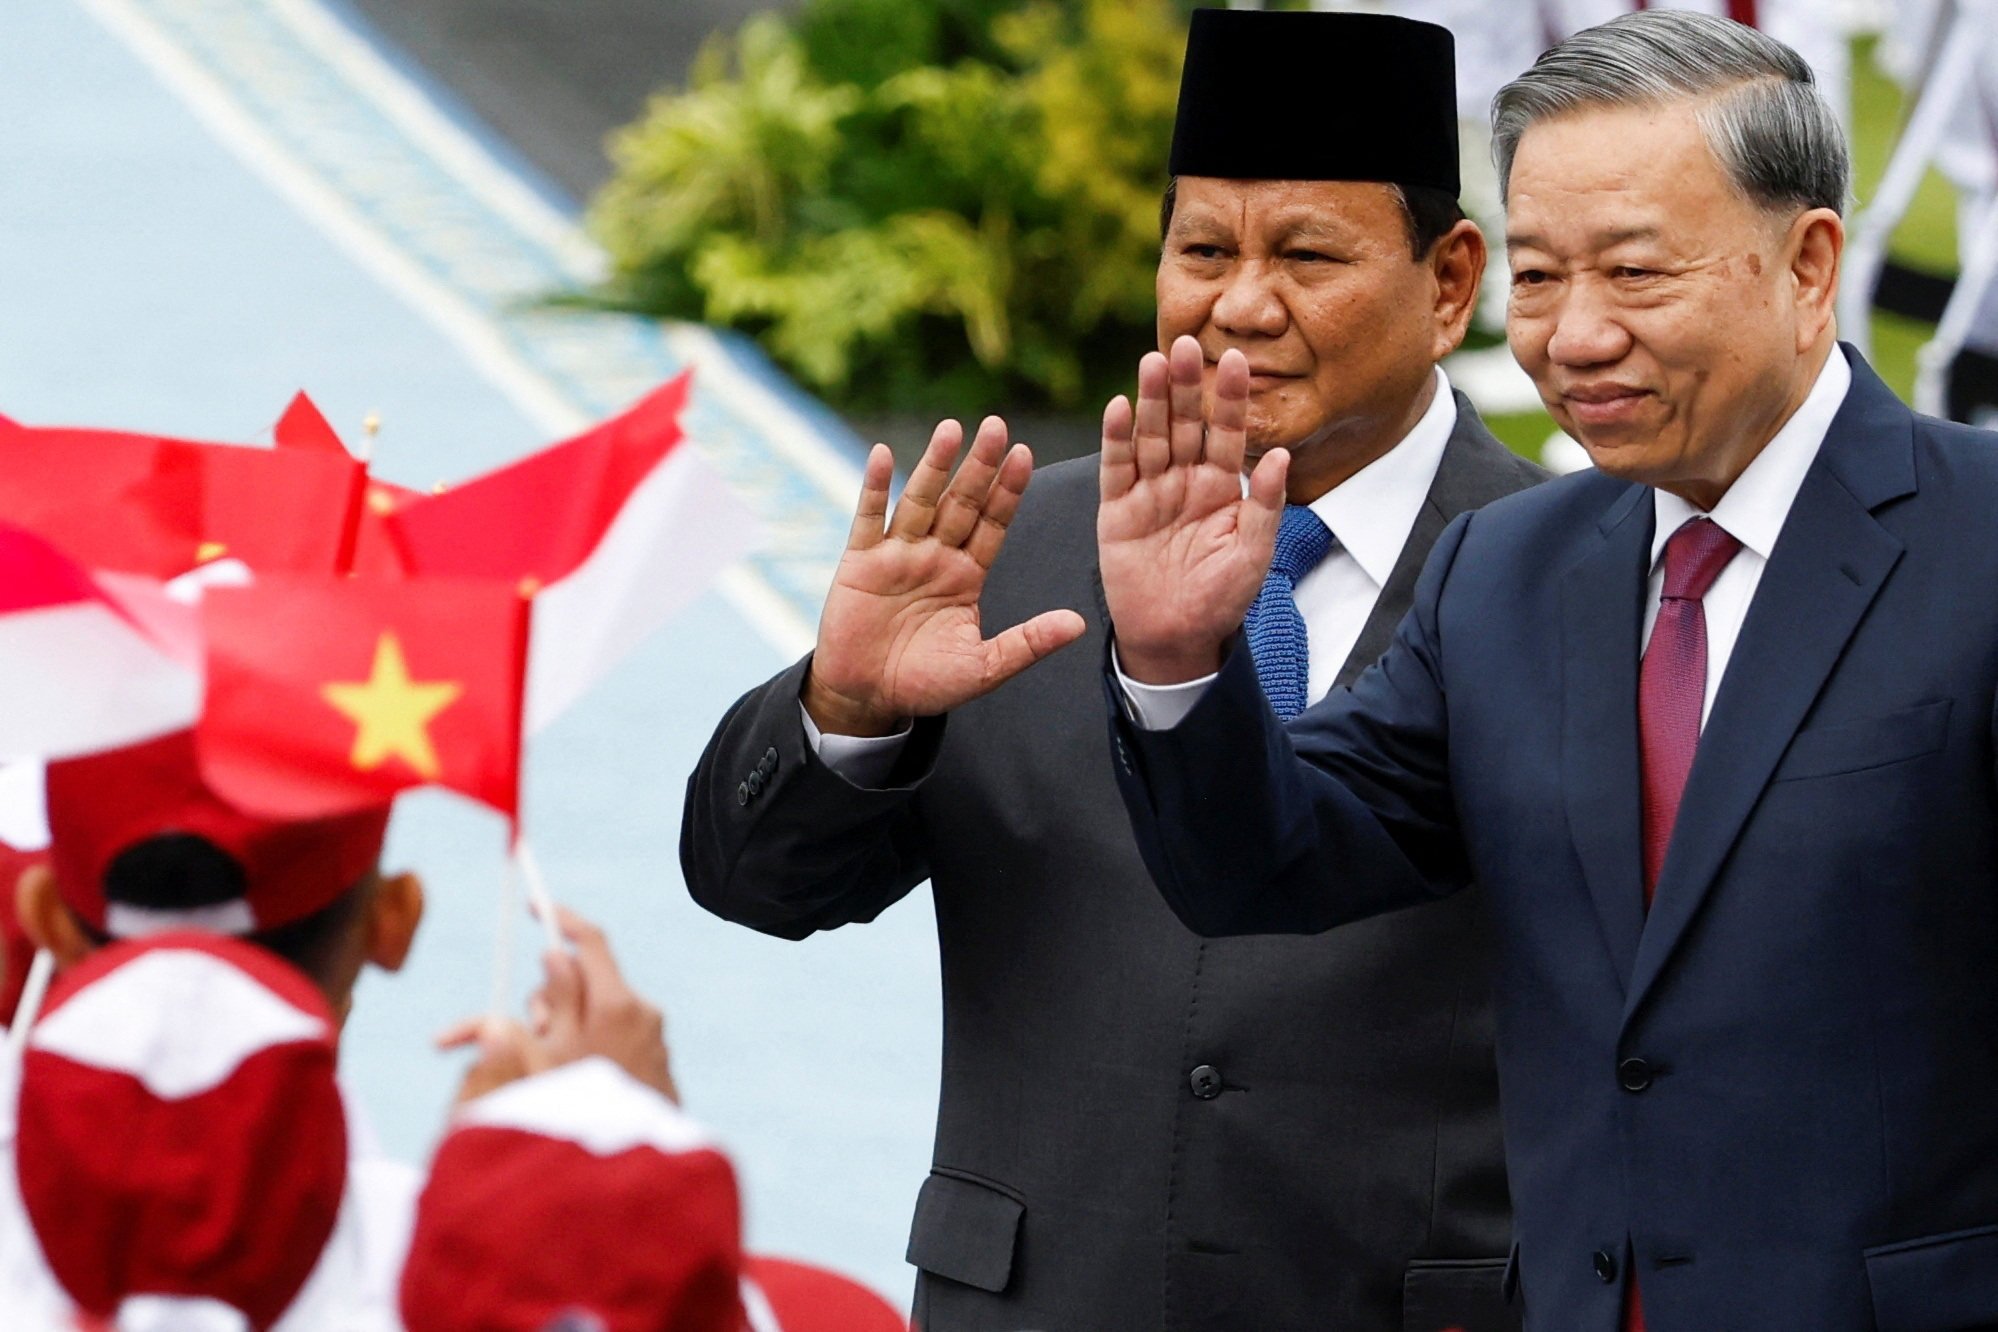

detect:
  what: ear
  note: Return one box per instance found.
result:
[1427,218,1488,362]
[1787,207,1844,352]
[364,871,424,975]
[17,864,93,968]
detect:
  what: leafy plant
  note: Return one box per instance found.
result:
[586,0,1188,415]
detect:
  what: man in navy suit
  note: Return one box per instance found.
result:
[1098,11,1998,1331]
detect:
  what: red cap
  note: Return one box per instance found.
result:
[14,932,348,1329]
[399,1058,746,1332]
[742,1257,907,1332]
[45,731,388,936]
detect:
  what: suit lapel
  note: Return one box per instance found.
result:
[1335,394,1539,687]
[1620,352,1916,1023]
[1562,484,1654,989]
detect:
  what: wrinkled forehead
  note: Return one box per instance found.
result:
[1169,176,1405,242]
[1502,101,1745,255]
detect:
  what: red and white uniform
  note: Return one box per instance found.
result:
[401,1056,906,1332]
[0,934,407,1331]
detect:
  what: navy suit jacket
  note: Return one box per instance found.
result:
[1111,352,1998,1331]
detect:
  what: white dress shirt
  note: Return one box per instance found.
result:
[810,368,1461,781]
[1123,347,1854,733]
[1643,347,1851,728]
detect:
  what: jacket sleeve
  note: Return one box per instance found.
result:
[680,655,940,939]
[1109,513,1476,937]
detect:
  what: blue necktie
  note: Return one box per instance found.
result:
[1245,505,1335,720]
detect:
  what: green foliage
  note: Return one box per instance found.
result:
[586,0,1187,414]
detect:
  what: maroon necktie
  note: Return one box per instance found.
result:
[1638,517,1742,903]
[1627,517,1741,1332]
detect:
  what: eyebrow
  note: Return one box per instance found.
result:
[1507,225,1663,250]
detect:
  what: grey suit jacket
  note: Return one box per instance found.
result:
[682,397,1547,1331]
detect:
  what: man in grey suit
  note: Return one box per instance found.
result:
[681,11,1545,1329]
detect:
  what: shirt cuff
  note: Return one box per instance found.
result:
[800,703,913,789]
[1111,644,1218,731]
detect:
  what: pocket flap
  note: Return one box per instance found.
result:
[905,1170,1024,1294]
[1776,699,1951,782]
[1865,1221,1998,1331]
[1404,1257,1518,1332]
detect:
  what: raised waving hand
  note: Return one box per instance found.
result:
[1098,336,1288,684]
[803,416,1087,736]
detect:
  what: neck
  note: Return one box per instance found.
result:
[1268,372,1440,505]
[1661,335,1835,512]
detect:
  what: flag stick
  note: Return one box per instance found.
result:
[5,949,56,1062]
[513,836,565,952]
[361,412,380,465]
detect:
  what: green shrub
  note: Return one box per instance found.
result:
[586,0,1187,415]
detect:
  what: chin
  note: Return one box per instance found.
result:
[1576,438,1667,485]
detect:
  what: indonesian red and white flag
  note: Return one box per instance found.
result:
[0,416,365,578]
[381,373,757,732]
[0,524,200,763]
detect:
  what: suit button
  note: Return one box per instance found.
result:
[1593,1249,1618,1283]
[759,747,778,777]
[1188,1065,1223,1100]
[747,772,765,795]
[736,782,751,806]
[1618,1058,1653,1092]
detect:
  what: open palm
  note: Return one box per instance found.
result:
[804,417,1086,736]
[1098,338,1288,684]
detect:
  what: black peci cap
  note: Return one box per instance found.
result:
[1168,8,1461,196]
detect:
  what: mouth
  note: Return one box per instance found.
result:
[1559,384,1652,427]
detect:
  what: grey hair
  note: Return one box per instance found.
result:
[1491,10,1849,217]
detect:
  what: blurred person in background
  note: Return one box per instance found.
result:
[682,9,1544,1329]
[4,730,422,1325]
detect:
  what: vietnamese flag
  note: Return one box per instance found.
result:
[198,577,530,820]
[0,419,364,577]
[382,373,757,732]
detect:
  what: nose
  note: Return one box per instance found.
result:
[1210,262,1288,339]
[1541,277,1633,369]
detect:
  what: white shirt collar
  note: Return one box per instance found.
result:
[1651,345,1852,567]
[1302,366,1457,587]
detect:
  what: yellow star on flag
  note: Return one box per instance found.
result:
[320,633,464,779]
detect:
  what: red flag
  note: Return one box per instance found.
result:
[385,373,692,586]
[272,393,349,456]
[199,578,529,820]
[0,422,364,578]
[348,477,426,578]
[379,373,755,731]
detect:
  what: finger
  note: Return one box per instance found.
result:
[1168,335,1207,467]
[846,444,894,551]
[1132,352,1171,478]
[540,948,586,1052]
[886,419,963,541]
[1100,394,1135,501]
[1205,348,1251,474]
[1240,447,1292,560]
[930,415,1009,549]
[434,1017,492,1051]
[978,609,1088,690]
[552,905,631,1008]
[964,443,1032,569]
